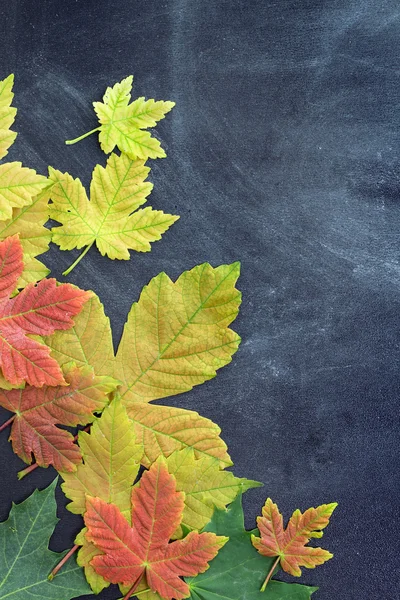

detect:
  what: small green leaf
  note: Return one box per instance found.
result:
[0,480,91,599]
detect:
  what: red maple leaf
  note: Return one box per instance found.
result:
[0,362,117,471]
[0,235,90,387]
[84,458,227,600]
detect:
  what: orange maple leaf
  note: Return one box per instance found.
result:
[251,498,337,590]
[84,458,227,600]
[0,235,90,387]
[0,363,117,471]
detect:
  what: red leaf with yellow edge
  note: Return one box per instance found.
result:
[251,498,337,584]
[0,235,90,387]
[0,362,118,471]
[84,458,227,600]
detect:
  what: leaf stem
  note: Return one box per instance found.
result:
[48,544,79,580]
[63,242,95,276]
[260,556,280,592]
[65,127,101,145]
[122,574,143,600]
[0,415,15,433]
[18,463,39,480]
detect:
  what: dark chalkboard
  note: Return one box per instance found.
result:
[1,1,399,599]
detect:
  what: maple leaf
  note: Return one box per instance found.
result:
[187,494,318,600]
[0,162,49,222]
[47,152,179,274]
[48,263,240,401]
[251,498,337,588]
[0,74,17,160]
[115,262,241,404]
[0,368,24,390]
[0,480,91,600]
[84,458,228,600]
[66,76,175,160]
[44,292,115,377]
[0,187,51,288]
[166,448,262,537]
[62,397,143,594]
[0,362,118,471]
[0,235,90,387]
[126,401,232,469]
[62,396,143,515]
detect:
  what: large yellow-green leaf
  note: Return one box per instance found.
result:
[63,398,142,594]
[0,187,51,287]
[61,397,142,518]
[0,74,17,160]
[92,76,175,159]
[48,153,178,270]
[126,401,232,469]
[44,293,115,377]
[116,262,241,404]
[0,161,49,221]
[166,448,262,537]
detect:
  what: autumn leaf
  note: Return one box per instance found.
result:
[0,235,90,387]
[187,494,318,600]
[47,152,178,274]
[66,76,175,160]
[45,264,239,468]
[166,448,262,537]
[62,396,143,514]
[0,368,23,390]
[84,458,228,600]
[62,397,143,593]
[0,362,118,471]
[251,498,337,589]
[71,528,106,595]
[0,187,51,288]
[126,401,232,469]
[0,161,49,222]
[44,292,115,377]
[0,74,17,160]
[47,263,240,400]
[115,262,241,404]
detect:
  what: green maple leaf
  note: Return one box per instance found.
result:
[66,75,175,160]
[186,495,318,600]
[47,152,179,274]
[0,479,91,600]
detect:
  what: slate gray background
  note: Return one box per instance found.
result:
[1,1,399,598]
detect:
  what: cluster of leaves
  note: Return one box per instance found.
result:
[0,74,178,279]
[0,74,336,600]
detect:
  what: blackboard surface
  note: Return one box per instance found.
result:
[1,1,399,599]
